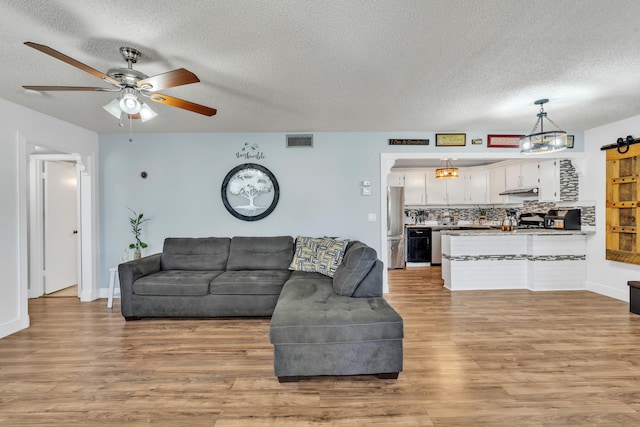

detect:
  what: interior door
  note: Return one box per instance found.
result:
[44,161,78,294]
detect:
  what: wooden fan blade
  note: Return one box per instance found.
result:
[23,85,120,92]
[137,68,200,91]
[24,42,122,87]
[149,93,217,116]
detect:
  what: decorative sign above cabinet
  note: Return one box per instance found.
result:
[435,133,466,147]
[388,139,429,145]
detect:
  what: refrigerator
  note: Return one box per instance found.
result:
[387,187,405,269]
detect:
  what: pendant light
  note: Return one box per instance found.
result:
[435,159,459,179]
[519,99,568,155]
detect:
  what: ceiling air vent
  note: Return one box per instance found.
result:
[286,134,313,148]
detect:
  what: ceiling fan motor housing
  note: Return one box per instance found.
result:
[106,67,148,87]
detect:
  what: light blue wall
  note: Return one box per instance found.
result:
[99,131,585,290]
[100,132,384,288]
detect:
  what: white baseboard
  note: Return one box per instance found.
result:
[0,317,29,339]
[586,280,628,302]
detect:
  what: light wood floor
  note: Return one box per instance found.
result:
[2,267,640,426]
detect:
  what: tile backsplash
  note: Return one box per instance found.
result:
[405,200,596,227]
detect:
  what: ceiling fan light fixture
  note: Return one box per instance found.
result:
[138,102,157,122]
[119,89,142,114]
[520,99,568,155]
[102,98,122,119]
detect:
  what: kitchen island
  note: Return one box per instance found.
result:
[440,229,591,291]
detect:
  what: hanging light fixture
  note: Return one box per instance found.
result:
[519,99,568,155]
[102,89,157,122]
[435,159,459,179]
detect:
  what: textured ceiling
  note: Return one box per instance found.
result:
[1,0,640,134]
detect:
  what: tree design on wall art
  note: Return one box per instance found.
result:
[221,163,279,221]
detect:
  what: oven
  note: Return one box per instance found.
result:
[406,228,431,263]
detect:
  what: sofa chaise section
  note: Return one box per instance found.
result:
[269,242,404,382]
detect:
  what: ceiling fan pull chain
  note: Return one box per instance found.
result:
[129,117,134,142]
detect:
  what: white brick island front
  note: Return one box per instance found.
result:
[440,229,590,291]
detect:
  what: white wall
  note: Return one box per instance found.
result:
[584,114,640,301]
[0,98,98,339]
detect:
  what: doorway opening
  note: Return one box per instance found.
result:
[28,153,92,301]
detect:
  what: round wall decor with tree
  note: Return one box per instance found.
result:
[221,163,279,221]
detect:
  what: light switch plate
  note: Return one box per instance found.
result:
[361,180,371,187]
[368,213,376,221]
[361,187,371,196]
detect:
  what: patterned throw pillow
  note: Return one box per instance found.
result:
[288,236,349,277]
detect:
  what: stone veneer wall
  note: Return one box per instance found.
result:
[560,159,579,202]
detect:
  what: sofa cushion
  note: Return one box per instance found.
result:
[270,278,403,344]
[161,237,230,271]
[133,270,224,296]
[226,236,294,270]
[332,241,377,296]
[210,270,291,295]
[288,236,348,277]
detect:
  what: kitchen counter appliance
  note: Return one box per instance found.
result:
[544,209,581,230]
[518,212,547,228]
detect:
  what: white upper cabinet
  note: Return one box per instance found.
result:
[404,168,487,205]
[465,169,488,204]
[400,159,570,206]
[425,171,449,204]
[521,162,539,188]
[404,172,427,205]
[538,160,560,201]
[387,172,405,187]
[445,174,466,204]
[489,166,506,204]
[505,161,538,188]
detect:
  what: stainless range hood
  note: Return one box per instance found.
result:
[498,187,539,196]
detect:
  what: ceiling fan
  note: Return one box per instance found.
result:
[22,42,217,122]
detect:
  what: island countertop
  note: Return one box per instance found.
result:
[440,228,593,236]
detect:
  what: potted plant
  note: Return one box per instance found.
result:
[128,208,149,259]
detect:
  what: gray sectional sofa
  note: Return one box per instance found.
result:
[118,236,403,382]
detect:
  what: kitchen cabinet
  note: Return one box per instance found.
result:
[444,174,465,204]
[538,160,560,201]
[425,168,487,205]
[465,169,488,204]
[505,161,538,188]
[522,162,539,187]
[404,172,427,205]
[489,166,506,204]
[425,172,448,204]
[445,170,487,204]
[387,172,405,187]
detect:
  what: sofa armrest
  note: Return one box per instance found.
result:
[351,259,383,297]
[118,253,162,318]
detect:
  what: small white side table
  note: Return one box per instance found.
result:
[107,266,120,309]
